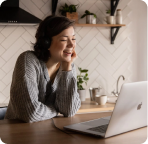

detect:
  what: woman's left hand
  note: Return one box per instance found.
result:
[70,48,77,63]
[62,49,77,71]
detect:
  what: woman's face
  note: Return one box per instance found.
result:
[48,26,76,62]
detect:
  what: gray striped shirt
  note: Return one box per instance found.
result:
[4,50,81,123]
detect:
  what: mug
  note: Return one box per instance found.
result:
[95,95,107,105]
[104,16,115,24]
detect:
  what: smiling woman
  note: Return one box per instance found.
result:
[4,15,81,123]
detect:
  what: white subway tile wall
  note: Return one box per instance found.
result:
[0,0,140,104]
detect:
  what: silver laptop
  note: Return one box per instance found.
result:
[64,81,147,138]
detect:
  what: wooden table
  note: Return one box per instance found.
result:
[0,112,147,144]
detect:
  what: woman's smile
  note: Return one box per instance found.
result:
[63,50,73,56]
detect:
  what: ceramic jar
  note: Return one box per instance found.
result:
[116,9,122,24]
[78,89,86,101]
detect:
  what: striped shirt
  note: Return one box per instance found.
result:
[4,50,81,123]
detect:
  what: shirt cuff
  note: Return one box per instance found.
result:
[61,70,74,79]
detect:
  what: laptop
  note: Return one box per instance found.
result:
[64,81,147,138]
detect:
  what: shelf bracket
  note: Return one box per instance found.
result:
[111,27,121,44]
[110,0,121,44]
[52,0,58,15]
[111,0,120,16]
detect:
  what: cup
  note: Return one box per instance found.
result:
[95,95,107,105]
[104,16,115,24]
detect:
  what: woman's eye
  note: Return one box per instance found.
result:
[61,39,76,41]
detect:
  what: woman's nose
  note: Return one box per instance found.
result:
[67,39,75,48]
[67,43,74,48]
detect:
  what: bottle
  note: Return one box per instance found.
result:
[116,9,122,24]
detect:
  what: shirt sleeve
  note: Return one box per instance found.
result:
[55,63,81,117]
[8,52,58,123]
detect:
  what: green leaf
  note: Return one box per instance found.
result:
[85,10,90,14]
[67,4,77,12]
[81,69,88,73]
[81,14,86,18]
[94,14,97,18]
[65,3,69,8]
[78,67,82,71]
[78,77,82,81]
[78,85,84,90]
[83,77,87,80]
[85,73,88,77]
[79,81,83,84]
[106,9,111,14]
[86,78,89,80]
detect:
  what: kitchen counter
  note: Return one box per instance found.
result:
[77,98,115,114]
[0,103,7,107]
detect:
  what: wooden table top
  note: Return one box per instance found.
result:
[0,112,147,144]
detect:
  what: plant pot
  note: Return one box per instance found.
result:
[86,15,96,24]
[78,89,86,101]
[66,12,78,24]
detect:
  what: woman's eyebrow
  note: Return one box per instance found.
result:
[60,34,75,37]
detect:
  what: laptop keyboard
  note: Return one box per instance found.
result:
[87,124,108,133]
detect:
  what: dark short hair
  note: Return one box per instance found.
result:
[32,15,75,63]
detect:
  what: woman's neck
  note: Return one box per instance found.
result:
[45,59,60,72]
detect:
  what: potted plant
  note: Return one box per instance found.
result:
[106,9,111,15]
[77,67,89,101]
[59,3,79,23]
[81,10,97,24]
[105,9,115,24]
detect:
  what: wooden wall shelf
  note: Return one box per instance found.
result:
[74,24,126,27]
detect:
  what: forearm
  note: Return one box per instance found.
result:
[55,70,81,117]
[10,76,58,123]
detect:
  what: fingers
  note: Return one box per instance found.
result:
[71,49,78,61]
[73,49,76,56]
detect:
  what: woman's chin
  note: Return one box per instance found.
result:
[62,56,71,62]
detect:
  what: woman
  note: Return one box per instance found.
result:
[4,15,81,123]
